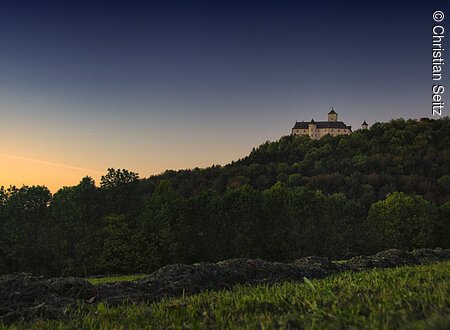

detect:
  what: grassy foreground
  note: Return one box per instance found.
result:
[7,261,450,329]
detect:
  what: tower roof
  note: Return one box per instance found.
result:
[362,120,368,125]
[328,108,337,115]
[310,118,315,123]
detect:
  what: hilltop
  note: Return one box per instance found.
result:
[146,117,450,203]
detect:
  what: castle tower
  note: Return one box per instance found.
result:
[328,108,338,122]
[308,118,317,139]
[361,120,368,129]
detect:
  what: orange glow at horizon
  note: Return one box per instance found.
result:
[0,153,103,192]
[0,153,103,174]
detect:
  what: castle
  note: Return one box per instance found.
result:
[292,108,367,139]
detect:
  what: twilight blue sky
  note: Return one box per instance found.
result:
[0,0,448,190]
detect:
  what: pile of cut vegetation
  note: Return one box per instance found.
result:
[1,248,449,324]
[0,274,93,324]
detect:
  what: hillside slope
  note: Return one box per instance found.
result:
[145,117,450,203]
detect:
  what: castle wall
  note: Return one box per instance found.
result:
[292,128,351,139]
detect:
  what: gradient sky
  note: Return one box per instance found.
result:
[0,0,448,191]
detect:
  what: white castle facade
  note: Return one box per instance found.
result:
[292,108,368,139]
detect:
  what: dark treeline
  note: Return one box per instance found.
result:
[0,118,449,276]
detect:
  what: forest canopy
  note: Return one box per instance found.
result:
[0,117,449,276]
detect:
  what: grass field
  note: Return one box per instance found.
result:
[6,261,450,329]
[86,274,148,285]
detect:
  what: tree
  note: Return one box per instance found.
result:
[435,199,450,248]
[49,177,102,276]
[437,175,450,194]
[262,182,298,260]
[100,168,139,189]
[185,190,221,262]
[136,181,186,271]
[367,192,437,251]
[218,185,264,258]
[320,193,364,257]
[100,168,141,216]
[99,214,134,274]
[1,186,51,273]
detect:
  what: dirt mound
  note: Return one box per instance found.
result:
[1,248,449,324]
[0,273,94,324]
[345,248,450,270]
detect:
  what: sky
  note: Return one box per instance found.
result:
[0,0,448,192]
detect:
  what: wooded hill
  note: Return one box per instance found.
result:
[0,117,449,276]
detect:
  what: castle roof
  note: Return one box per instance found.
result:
[328,108,337,114]
[362,120,368,125]
[293,121,351,130]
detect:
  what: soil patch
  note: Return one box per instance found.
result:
[1,248,449,324]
